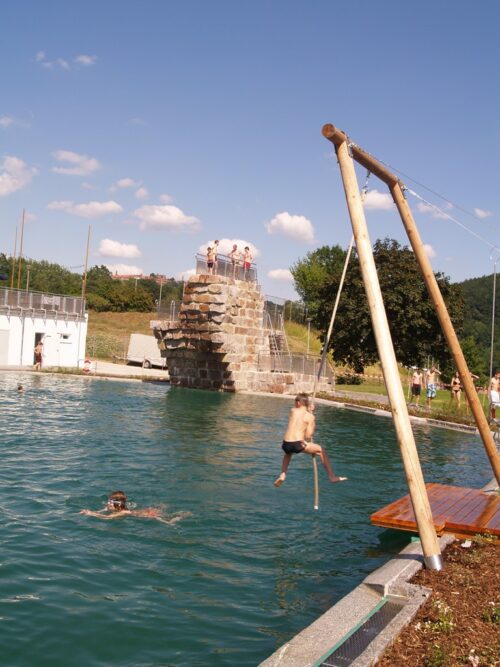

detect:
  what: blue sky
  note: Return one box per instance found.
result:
[1,0,499,299]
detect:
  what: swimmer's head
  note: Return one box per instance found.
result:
[17,384,24,391]
[107,490,127,511]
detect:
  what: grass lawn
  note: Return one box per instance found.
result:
[86,311,156,359]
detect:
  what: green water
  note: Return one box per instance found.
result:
[0,373,492,666]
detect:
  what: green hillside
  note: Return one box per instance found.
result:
[460,274,499,375]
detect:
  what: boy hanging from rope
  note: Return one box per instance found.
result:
[274,393,347,487]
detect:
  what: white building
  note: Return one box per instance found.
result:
[0,288,88,368]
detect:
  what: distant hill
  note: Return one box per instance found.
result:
[459,273,499,375]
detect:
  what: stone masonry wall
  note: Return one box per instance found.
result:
[152,273,333,394]
[153,274,267,391]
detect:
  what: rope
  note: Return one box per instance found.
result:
[312,171,371,399]
[310,171,371,511]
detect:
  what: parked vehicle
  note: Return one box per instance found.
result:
[126,333,167,369]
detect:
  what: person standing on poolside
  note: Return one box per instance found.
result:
[425,366,441,409]
[34,341,43,371]
[274,394,346,487]
[489,369,500,419]
[449,372,462,407]
[410,368,424,405]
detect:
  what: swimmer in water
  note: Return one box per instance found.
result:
[17,383,24,392]
[80,490,190,525]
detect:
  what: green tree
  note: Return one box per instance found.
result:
[292,238,464,373]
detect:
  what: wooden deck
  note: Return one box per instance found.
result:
[370,483,500,539]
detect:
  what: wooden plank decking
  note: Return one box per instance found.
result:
[371,483,500,539]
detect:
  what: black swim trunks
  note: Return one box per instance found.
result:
[282,440,306,455]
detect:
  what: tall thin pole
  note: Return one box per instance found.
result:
[10,226,18,289]
[16,209,25,290]
[81,225,91,304]
[332,137,442,569]
[489,255,498,382]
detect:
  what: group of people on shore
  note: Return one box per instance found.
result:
[410,366,500,419]
[206,240,254,279]
[409,366,442,409]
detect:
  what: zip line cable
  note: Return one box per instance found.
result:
[406,189,500,253]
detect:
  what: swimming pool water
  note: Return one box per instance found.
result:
[0,373,492,666]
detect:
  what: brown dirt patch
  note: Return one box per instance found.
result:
[377,538,500,666]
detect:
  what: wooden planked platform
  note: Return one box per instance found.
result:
[371,483,500,539]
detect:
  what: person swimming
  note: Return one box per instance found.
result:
[80,490,190,525]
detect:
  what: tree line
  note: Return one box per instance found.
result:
[291,238,497,382]
[0,254,183,313]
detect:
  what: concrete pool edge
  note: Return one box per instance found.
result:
[242,390,480,436]
[260,477,499,667]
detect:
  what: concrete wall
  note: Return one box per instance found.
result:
[0,312,88,368]
[153,274,331,394]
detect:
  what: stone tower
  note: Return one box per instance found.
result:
[153,274,267,391]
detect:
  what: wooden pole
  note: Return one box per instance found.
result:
[81,225,91,304]
[16,209,25,290]
[391,183,500,485]
[10,226,18,289]
[329,136,443,570]
[323,123,500,486]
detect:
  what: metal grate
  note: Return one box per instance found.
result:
[320,598,406,666]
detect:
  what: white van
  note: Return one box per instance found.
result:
[127,333,167,369]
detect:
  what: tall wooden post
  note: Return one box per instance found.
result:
[391,184,500,485]
[10,227,17,289]
[330,137,443,569]
[81,225,91,305]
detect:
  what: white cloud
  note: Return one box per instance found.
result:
[134,204,200,231]
[111,177,140,190]
[416,201,453,220]
[268,268,293,281]
[197,238,260,258]
[75,54,97,66]
[135,187,149,200]
[47,200,123,218]
[0,116,14,128]
[159,193,173,204]
[81,181,99,190]
[106,264,143,276]
[98,239,142,258]
[363,189,394,210]
[265,211,314,243]
[423,244,436,259]
[474,207,492,219]
[0,156,38,197]
[52,150,101,176]
[35,51,45,62]
[57,58,70,70]
[177,268,196,281]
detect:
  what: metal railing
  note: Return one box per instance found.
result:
[195,253,258,283]
[257,351,334,380]
[0,287,85,316]
[264,294,307,328]
[156,299,181,320]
